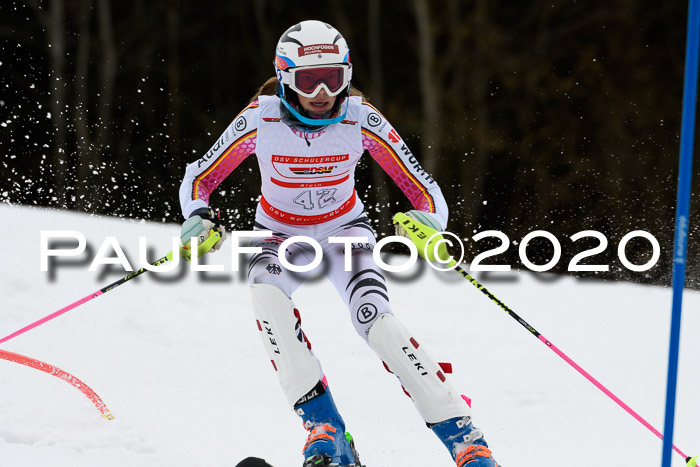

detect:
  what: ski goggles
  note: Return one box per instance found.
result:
[280,64,352,98]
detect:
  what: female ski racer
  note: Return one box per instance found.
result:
[179,20,499,467]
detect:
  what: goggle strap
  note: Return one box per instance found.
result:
[280,96,349,126]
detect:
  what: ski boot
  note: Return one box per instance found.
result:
[430,416,500,467]
[295,382,361,467]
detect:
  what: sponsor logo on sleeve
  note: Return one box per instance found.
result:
[388,129,400,143]
[367,112,382,127]
[235,116,247,132]
[400,144,434,184]
[197,135,226,167]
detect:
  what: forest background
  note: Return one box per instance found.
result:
[1,0,698,287]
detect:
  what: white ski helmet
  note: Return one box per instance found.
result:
[274,20,352,101]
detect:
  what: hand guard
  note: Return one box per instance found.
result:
[392,211,451,262]
[180,207,227,253]
[394,210,443,238]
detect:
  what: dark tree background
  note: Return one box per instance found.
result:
[1,0,698,286]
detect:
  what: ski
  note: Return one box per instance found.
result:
[235,458,274,467]
[237,431,365,467]
[235,456,362,467]
[235,454,365,467]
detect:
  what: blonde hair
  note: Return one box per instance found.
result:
[249,76,367,103]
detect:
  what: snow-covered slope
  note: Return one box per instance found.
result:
[0,204,698,466]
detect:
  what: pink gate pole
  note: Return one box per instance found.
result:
[0,348,113,420]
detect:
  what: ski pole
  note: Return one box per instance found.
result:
[392,213,696,465]
[447,261,695,463]
[0,231,221,345]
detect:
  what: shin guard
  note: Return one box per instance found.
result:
[368,313,470,424]
[250,284,322,407]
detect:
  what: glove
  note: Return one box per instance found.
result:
[180,207,227,253]
[394,210,443,238]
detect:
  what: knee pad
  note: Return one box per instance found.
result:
[250,284,322,407]
[248,251,288,289]
[344,269,393,341]
[350,296,392,342]
[367,314,470,424]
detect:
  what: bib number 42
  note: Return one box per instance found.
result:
[293,188,337,210]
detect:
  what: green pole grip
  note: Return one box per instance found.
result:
[392,212,450,262]
[180,229,222,263]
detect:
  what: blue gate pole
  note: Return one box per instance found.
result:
[661,0,700,466]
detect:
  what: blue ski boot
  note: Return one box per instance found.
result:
[295,382,361,467]
[431,416,500,467]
